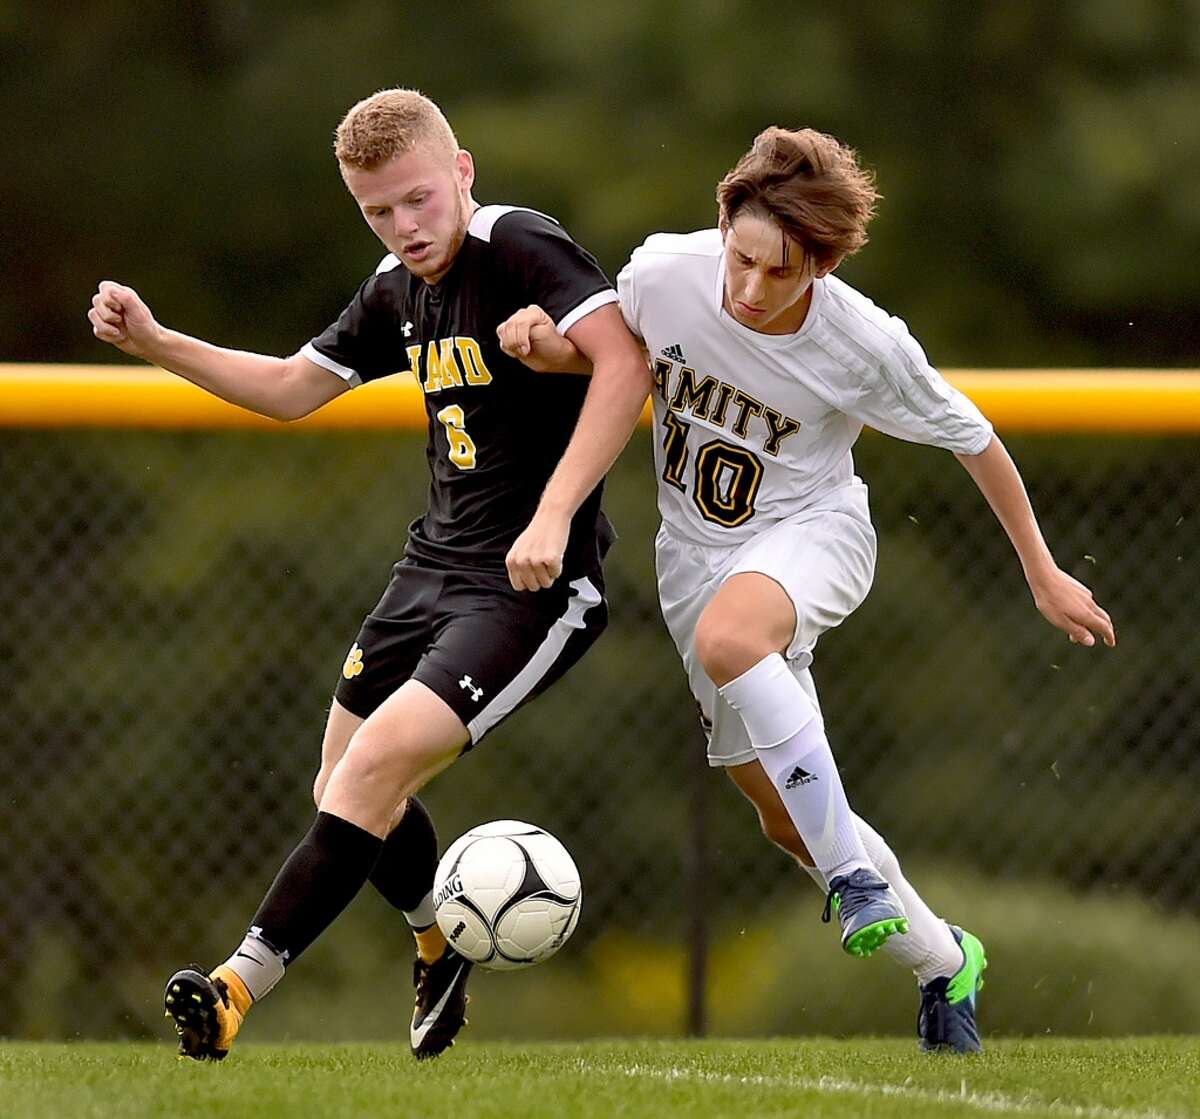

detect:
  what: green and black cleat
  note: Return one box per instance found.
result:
[918,925,987,1053]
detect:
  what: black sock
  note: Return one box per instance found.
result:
[369,796,439,920]
[251,810,383,962]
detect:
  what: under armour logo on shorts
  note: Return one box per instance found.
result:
[459,675,484,702]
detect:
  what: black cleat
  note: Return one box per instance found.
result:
[410,947,472,1060]
[163,967,243,1061]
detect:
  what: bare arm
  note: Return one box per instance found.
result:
[496,303,595,374]
[498,302,650,590]
[88,280,348,421]
[956,435,1116,647]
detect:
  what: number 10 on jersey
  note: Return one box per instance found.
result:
[661,411,764,527]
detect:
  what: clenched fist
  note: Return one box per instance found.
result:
[497,305,585,373]
[506,508,571,591]
[88,281,162,359]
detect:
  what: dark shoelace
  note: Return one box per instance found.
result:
[822,873,892,924]
[413,958,430,996]
[918,983,949,1041]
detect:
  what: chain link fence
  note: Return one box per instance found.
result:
[1,421,1197,1042]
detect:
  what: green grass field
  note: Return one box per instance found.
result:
[2,1039,1198,1119]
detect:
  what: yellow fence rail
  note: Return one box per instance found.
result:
[2,364,1199,432]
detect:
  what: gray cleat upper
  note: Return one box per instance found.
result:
[821,867,909,957]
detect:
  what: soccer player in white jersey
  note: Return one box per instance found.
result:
[499,126,1116,1052]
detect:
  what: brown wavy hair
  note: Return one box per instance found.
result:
[717,127,880,272]
[335,88,459,172]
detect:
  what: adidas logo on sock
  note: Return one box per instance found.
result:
[784,766,817,789]
[661,343,685,362]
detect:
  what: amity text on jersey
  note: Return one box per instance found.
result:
[652,356,802,528]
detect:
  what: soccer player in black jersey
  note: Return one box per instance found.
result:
[87,88,649,1061]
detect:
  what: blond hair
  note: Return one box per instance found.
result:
[334,88,459,171]
[717,127,880,271]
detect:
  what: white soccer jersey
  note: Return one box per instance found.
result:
[617,229,994,546]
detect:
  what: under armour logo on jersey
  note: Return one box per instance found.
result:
[784,766,818,789]
[459,675,484,702]
[402,321,414,337]
[661,343,685,362]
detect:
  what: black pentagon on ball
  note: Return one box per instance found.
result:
[491,837,580,964]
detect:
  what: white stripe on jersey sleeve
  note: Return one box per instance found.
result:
[556,288,619,335]
[467,204,558,243]
[299,342,363,387]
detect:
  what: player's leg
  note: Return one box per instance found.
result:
[694,508,906,956]
[725,760,969,977]
[392,567,607,1057]
[696,571,879,874]
[726,761,985,1051]
[166,700,365,1063]
[165,564,463,1061]
[166,683,467,1061]
[199,705,448,1046]
[311,700,445,967]
[696,585,907,950]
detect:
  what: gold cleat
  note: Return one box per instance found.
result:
[163,965,252,1061]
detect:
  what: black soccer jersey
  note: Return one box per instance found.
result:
[302,205,619,576]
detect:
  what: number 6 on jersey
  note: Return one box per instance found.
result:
[436,404,477,470]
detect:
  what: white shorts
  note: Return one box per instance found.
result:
[655,482,877,768]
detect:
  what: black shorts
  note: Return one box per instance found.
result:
[334,560,608,745]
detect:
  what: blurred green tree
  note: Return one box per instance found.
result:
[2,0,1197,365]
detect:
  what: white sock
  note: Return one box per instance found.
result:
[797,815,964,985]
[404,891,436,929]
[220,925,287,1001]
[721,654,873,881]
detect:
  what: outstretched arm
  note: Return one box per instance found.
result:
[88,280,348,421]
[956,436,1116,647]
[498,303,650,591]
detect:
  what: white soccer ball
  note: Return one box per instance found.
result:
[432,820,582,971]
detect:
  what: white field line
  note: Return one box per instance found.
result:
[600,1063,1186,1119]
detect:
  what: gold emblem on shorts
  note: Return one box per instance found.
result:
[342,643,364,680]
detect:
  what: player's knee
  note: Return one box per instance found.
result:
[695,616,771,686]
[336,730,402,788]
[334,725,439,801]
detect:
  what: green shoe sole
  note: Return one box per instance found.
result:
[845,916,910,958]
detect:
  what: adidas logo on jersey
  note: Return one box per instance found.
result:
[661,343,685,362]
[784,766,818,789]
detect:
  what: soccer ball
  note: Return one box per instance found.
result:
[432,820,582,971]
